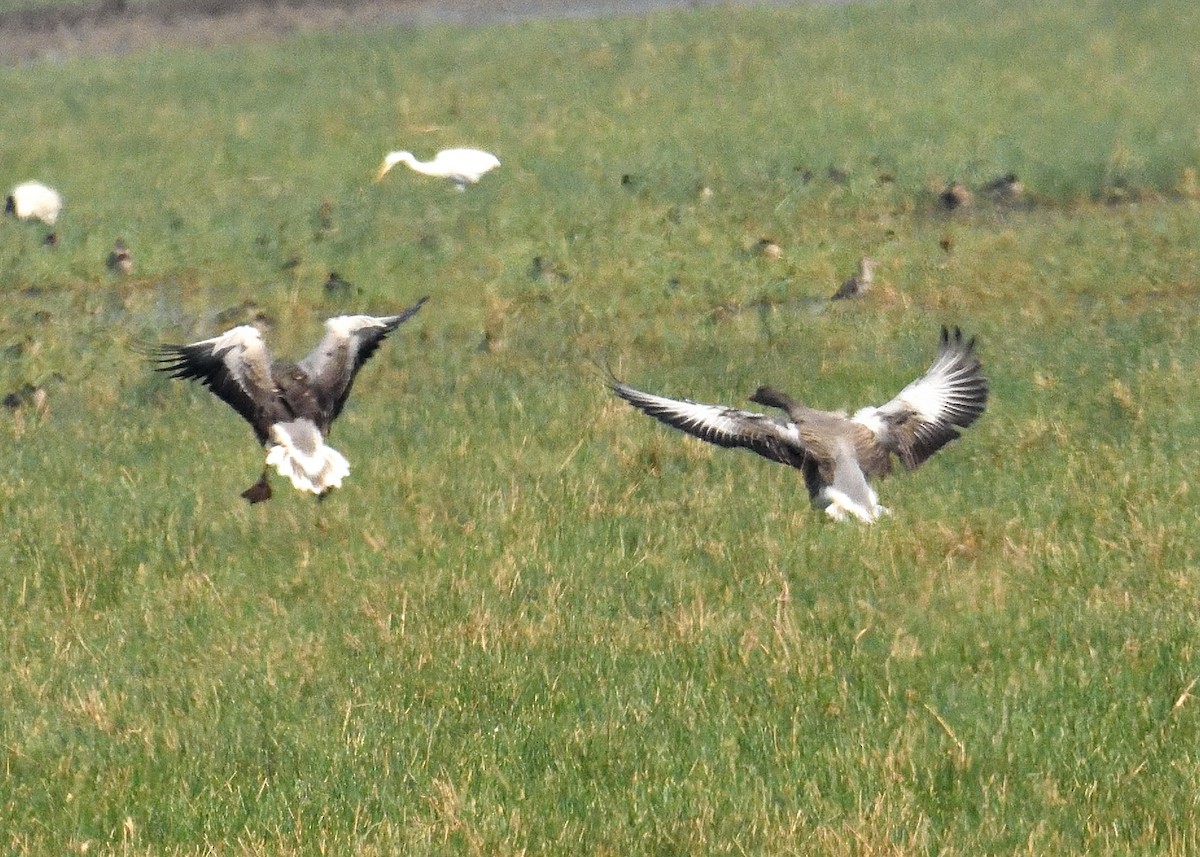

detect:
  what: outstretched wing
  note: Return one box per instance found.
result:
[141,325,279,442]
[300,296,429,424]
[857,326,988,468]
[609,377,810,470]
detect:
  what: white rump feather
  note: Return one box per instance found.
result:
[265,420,350,495]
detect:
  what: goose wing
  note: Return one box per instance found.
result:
[858,326,988,468]
[609,378,810,470]
[143,326,279,441]
[299,296,428,424]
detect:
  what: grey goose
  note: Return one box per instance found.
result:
[609,326,988,523]
[144,297,427,503]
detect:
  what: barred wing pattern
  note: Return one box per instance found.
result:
[862,326,989,468]
[609,380,809,471]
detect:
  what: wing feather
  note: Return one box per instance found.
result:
[860,326,988,468]
[301,296,428,424]
[142,326,279,441]
[609,378,810,470]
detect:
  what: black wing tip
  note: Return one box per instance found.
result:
[600,369,659,411]
[390,295,430,326]
[585,355,626,393]
[939,324,979,355]
[132,339,187,370]
[607,374,637,401]
[131,337,173,357]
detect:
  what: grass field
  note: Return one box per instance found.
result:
[3,0,1200,853]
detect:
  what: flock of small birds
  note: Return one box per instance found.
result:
[4,150,1004,522]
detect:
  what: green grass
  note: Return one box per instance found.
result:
[3,0,1200,853]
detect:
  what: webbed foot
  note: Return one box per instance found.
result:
[241,473,272,504]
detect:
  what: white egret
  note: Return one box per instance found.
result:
[376,148,500,190]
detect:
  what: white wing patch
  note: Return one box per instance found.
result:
[627,389,761,440]
[863,327,988,466]
[610,379,812,473]
[885,333,986,426]
[203,325,274,396]
[851,405,885,436]
[324,315,388,339]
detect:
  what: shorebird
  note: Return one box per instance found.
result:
[982,172,1024,203]
[143,298,428,503]
[5,181,62,225]
[830,256,877,300]
[106,239,133,275]
[755,238,783,260]
[375,148,499,190]
[939,182,973,211]
[323,271,356,299]
[608,326,988,523]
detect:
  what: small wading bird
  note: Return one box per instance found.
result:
[608,327,988,523]
[831,256,877,301]
[106,238,133,275]
[5,181,62,225]
[939,181,973,211]
[143,297,428,503]
[375,148,500,190]
[982,172,1024,203]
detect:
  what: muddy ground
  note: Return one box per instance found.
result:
[0,0,817,67]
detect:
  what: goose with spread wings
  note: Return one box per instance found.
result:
[608,326,988,523]
[144,297,428,503]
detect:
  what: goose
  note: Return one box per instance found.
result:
[143,297,428,503]
[375,148,500,190]
[831,256,877,301]
[5,181,62,225]
[608,326,988,523]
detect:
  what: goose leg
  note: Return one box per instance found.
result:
[241,468,273,504]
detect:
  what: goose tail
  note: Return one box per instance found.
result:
[265,419,350,495]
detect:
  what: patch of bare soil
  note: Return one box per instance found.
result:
[0,0,813,66]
